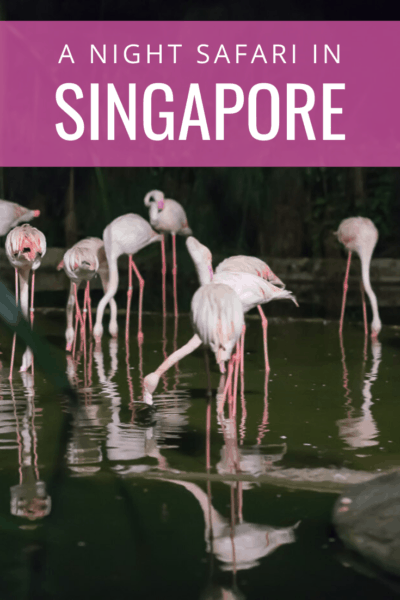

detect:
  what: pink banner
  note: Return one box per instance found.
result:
[0,21,398,166]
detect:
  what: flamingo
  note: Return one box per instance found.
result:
[93,214,162,345]
[336,217,381,338]
[0,200,40,236]
[5,224,46,375]
[57,237,117,352]
[143,283,244,404]
[144,190,192,317]
[186,237,298,373]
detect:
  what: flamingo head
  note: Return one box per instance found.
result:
[371,317,382,338]
[144,189,164,208]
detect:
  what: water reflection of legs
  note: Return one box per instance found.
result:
[339,331,353,418]
[256,374,270,445]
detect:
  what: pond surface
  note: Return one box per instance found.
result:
[0,313,400,599]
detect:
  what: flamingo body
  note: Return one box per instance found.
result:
[93,214,162,342]
[0,200,40,237]
[191,283,244,367]
[336,216,381,337]
[216,255,284,289]
[144,190,192,236]
[143,283,244,401]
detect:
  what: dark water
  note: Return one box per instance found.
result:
[0,313,400,599]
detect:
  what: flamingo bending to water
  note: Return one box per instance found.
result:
[186,237,298,372]
[58,237,117,352]
[336,217,381,338]
[143,283,244,403]
[93,214,162,345]
[144,190,192,317]
[0,200,40,237]
[5,224,46,375]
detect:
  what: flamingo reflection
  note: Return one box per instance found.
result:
[10,373,51,520]
[337,340,381,448]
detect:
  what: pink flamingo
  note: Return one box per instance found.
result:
[57,237,117,352]
[216,255,285,289]
[0,200,40,236]
[186,237,298,373]
[144,190,192,317]
[143,283,244,404]
[5,224,46,375]
[93,214,162,345]
[336,217,381,338]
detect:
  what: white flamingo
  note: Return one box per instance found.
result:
[58,237,117,352]
[336,216,381,338]
[5,224,46,375]
[0,200,40,236]
[93,214,162,345]
[144,190,192,317]
[143,283,244,403]
[186,237,298,373]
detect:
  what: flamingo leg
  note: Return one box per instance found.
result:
[161,234,167,318]
[360,280,368,337]
[129,257,145,344]
[125,254,133,344]
[30,272,35,328]
[257,305,270,373]
[72,283,83,358]
[87,281,93,334]
[171,233,178,318]
[217,356,235,414]
[9,268,19,380]
[339,251,352,335]
[240,324,246,376]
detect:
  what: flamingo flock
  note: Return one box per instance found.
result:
[0,197,383,408]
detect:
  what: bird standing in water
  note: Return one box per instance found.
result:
[143,283,244,404]
[336,217,381,338]
[93,214,162,345]
[144,190,192,318]
[186,237,298,373]
[58,237,117,353]
[0,200,40,237]
[6,224,46,375]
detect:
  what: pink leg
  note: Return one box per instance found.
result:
[231,349,240,416]
[339,251,352,335]
[172,233,178,318]
[360,280,368,337]
[125,254,133,343]
[161,235,167,318]
[9,269,19,380]
[87,281,93,334]
[240,324,246,376]
[72,284,83,358]
[257,305,270,373]
[218,356,235,414]
[130,257,145,344]
[30,272,35,328]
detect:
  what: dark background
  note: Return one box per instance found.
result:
[1,167,399,260]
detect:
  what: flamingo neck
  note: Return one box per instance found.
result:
[195,262,213,286]
[360,251,381,335]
